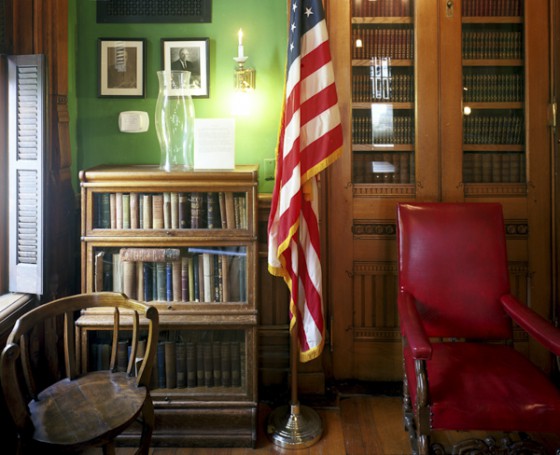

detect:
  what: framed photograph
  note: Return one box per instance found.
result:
[98,39,145,98]
[162,38,209,98]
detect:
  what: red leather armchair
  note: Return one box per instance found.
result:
[397,202,560,454]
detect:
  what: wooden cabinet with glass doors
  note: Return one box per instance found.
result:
[77,165,259,447]
[326,0,552,381]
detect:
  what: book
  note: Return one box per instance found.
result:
[170,192,179,229]
[186,341,197,387]
[203,341,213,387]
[143,262,153,302]
[94,251,105,292]
[231,340,241,387]
[207,192,221,229]
[115,192,123,229]
[190,192,205,229]
[181,256,189,302]
[176,341,186,388]
[112,252,123,293]
[166,261,173,302]
[196,341,205,386]
[163,192,171,229]
[220,341,231,387]
[119,248,180,263]
[156,262,166,301]
[130,193,139,229]
[212,339,222,386]
[142,194,152,229]
[136,261,144,302]
[157,342,166,388]
[202,253,213,302]
[178,192,190,229]
[152,194,164,229]
[110,193,116,229]
[122,260,136,299]
[98,193,111,228]
[164,340,177,389]
[172,260,181,301]
[224,192,235,229]
[122,193,130,229]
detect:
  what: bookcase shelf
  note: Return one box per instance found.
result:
[78,164,259,448]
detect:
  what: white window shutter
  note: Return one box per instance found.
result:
[8,55,46,295]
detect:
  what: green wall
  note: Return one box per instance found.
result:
[70,0,287,193]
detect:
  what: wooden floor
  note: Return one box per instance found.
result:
[81,393,560,454]
[81,396,409,455]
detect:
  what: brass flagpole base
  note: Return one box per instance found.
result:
[267,402,323,449]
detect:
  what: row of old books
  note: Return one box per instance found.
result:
[94,247,247,303]
[94,191,248,230]
[463,152,525,183]
[463,73,524,103]
[462,0,523,17]
[353,152,415,184]
[353,72,414,103]
[91,330,245,389]
[463,115,524,145]
[352,28,414,60]
[462,31,522,60]
[352,114,414,145]
[352,0,413,18]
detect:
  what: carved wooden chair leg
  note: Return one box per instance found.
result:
[136,397,155,455]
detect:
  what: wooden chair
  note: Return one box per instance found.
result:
[0,292,159,454]
[397,202,560,455]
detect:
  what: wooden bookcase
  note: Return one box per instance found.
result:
[77,164,258,447]
[326,0,552,381]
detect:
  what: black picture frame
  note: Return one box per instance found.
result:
[162,38,210,98]
[97,0,212,24]
[98,38,146,98]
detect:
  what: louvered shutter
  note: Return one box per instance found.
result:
[8,55,46,295]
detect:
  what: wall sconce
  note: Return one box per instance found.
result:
[234,29,255,92]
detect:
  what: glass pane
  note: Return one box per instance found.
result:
[462,0,525,184]
[88,328,246,391]
[92,191,248,230]
[92,245,248,304]
[351,0,415,184]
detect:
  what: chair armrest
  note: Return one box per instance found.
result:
[398,290,432,360]
[501,294,560,356]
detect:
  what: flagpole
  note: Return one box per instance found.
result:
[266,320,323,448]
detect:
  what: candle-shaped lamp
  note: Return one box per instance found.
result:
[238,29,244,59]
[233,27,255,96]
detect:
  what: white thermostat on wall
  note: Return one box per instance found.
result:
[118,111,149,133]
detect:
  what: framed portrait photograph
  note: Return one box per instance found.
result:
[98,39,145,97]
[162,38,209,98]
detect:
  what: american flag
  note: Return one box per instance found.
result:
[267,0,343,362]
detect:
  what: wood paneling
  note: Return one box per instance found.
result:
[327,0,553,381]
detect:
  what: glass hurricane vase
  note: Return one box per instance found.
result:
[155,70,195,171]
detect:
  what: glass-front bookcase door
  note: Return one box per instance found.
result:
[351,0,415,185]
[461,0,525,185]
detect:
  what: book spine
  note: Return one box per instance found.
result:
[164,340,177,389]
[120,248,181,263]
[130,193,139,229]
[176,341,186,388]
[186,341,197,387]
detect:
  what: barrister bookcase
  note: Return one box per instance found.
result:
[77,164,258,447]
